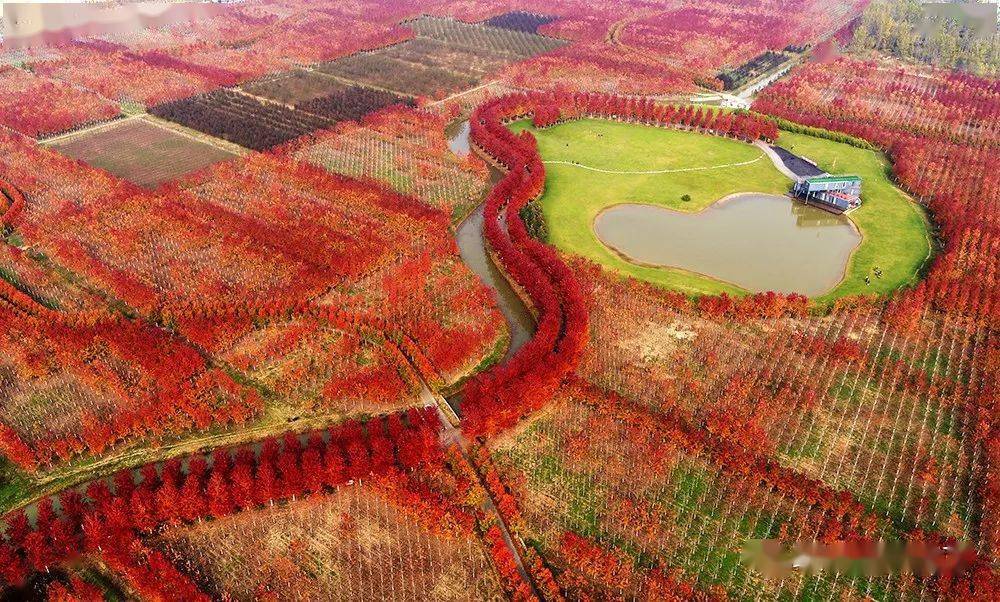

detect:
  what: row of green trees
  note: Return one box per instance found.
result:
[851,0,999,76]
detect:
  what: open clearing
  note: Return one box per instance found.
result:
[512,118,930,299]
[47,117,237,188]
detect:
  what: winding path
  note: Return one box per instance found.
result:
[542,153,765,175]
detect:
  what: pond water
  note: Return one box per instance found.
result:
[594,194,861,296]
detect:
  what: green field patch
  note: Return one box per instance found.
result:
[776,132,931,302]
[509,119,930,301]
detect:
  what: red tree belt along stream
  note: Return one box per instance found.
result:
[461,90,778,438]
[0,407,444,596]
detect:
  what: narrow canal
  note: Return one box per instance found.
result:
[448,120,535,363]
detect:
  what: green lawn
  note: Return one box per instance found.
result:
[510,118,931,300]
[776,132,931,302]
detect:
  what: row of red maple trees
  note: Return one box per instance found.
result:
[0,177,24,227]
[460,91,591,437]
[754,57,999,595]
[531,96,779,143]
[0,406,443,594]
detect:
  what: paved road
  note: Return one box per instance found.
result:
[767,144,826,178]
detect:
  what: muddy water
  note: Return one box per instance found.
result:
[594,194,861,296]
[446,120,472,157]
[455,204,535,362]
[449,119,535,363]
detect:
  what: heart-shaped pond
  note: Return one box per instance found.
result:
[594,194,861,296]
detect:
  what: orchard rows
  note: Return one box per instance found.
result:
[291,106,491,220]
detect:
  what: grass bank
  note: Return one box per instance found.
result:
[775,132,931,302]
[511,118,930,300]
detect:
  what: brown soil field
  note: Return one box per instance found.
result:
[240,69,350,105]
[48,118,237,188]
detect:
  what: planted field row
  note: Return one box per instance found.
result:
[157,479,504,600]
[482,11,558,35]
[381,38,509,76]
[0,244,107,314]
[0,178,25,228]
[0,408,449,591]
[150,89,332,150]
[315,33,520,100]
[316,51,480,98]
[31,43,223,107]
[0,305,263,468]
[291,107,490,220]
[756,58,1000,150]
[151,84,415,151]
[576,260,984,540]
[406,15,567,59]
[0,66,120,138]
[47,118,237,189]
[240,70,351,106]
[488,387,901,599]
[295,85,413,122]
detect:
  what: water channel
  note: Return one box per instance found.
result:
[594,194,861,296]
[448,120,535,363]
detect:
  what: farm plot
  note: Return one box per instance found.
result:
[295,85,413,122]
[0,67,120,138]
[313,250,507,385]
[487,385,923,600]
[482,11,558,34]
[405,15,567,59]
[240,69,350,105]
[380,38,509,77]
[0,132,505,473]
[30,43,220,107]
[0,309,262,469]
[316,52,479,98]
[179,313,421,417]
[573,260,985,540]
[0,244,110,313]
[180,152,505,383]
[150,89,332,150]
[47,118,237,189]
[292,107,490,221]
[314,18,566,100]
[155,478,506,601]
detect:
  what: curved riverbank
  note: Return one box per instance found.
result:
[454,203,536,363]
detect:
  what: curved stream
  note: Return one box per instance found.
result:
[446,120,472,157]
[449,120,535,363]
